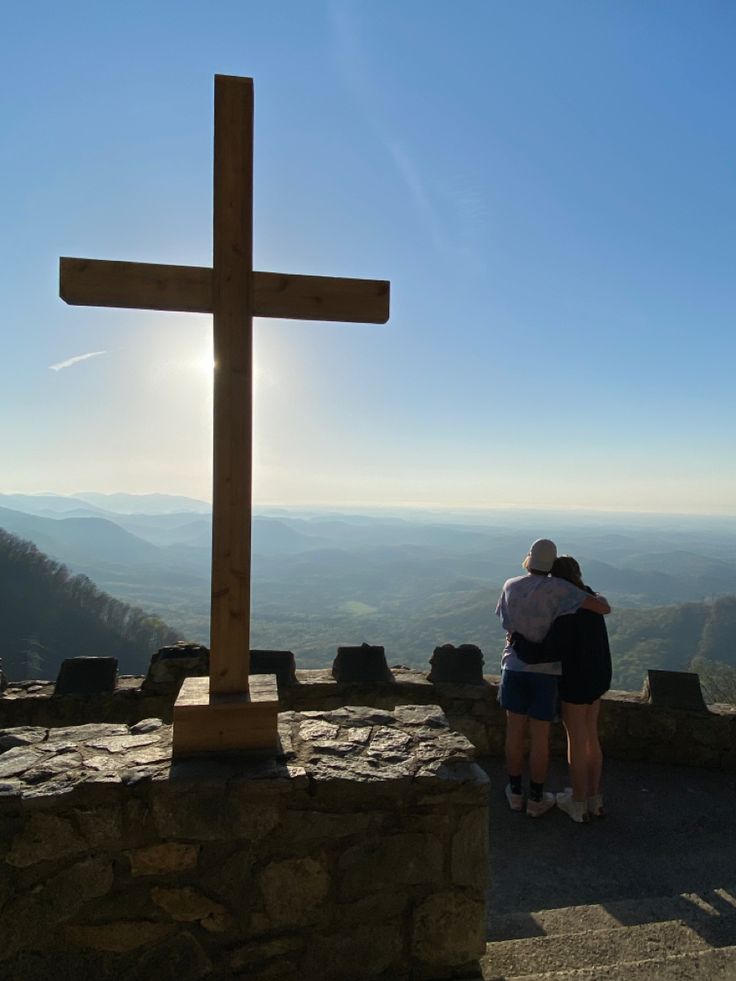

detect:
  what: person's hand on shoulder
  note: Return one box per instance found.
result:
[581,593,611,615]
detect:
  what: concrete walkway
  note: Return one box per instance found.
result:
[482,755,736,930]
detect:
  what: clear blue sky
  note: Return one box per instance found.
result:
[2,1,735,513]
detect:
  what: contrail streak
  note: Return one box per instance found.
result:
[49,351,107,372]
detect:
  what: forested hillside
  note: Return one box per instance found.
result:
[607,597,736,698]
[0,529,181,681]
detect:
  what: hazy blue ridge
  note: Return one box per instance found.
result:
[0,506,165,567]
[2,496,736,699]
[0,494,109,517]
[74,492,212,515]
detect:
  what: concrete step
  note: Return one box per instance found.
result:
[488,885,736,942]
[481,919,708,978]
[502,944,736,980]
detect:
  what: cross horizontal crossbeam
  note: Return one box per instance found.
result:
[57,74,391,754]
[60,257,390,323]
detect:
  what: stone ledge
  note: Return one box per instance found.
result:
[0,704,489,803]
[0,705,489,980]
[2,670,735,771]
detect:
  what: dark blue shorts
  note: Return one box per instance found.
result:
[499,669,559,722]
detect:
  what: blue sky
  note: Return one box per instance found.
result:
[2,1,735,513]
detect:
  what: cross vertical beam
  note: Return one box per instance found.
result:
[210,75,253,695]
[57,72,390,755]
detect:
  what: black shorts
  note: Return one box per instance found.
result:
[559,653,611,705]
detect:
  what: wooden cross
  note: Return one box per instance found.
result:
[59,75,390,755]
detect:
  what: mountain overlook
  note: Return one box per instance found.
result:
[2,495,736,699]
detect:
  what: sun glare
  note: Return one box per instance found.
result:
[188,353,269,391]
[197,353,216,377]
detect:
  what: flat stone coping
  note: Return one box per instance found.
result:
[0,704,484,801]
[5,669,736,715]
[0,675,142,699]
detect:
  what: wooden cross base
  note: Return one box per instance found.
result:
[172,675,279,757]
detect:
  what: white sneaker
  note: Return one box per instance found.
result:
[526,792,555,818]
[505,784,524,812]
[556,789,589,823]
[587,793,604,817]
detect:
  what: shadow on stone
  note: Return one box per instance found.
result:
[55,656,118,696]
[332,644,393,684]
[250,650,298,690]
[429,644,485,685]
[645,669,707,712]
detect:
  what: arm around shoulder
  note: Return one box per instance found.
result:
[581,594,611,615]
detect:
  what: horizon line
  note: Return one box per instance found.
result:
[2,490,736,520]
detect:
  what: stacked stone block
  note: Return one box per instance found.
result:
[2,659,735,772]
[0,706,489,980]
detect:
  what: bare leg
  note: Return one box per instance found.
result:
[561,702,588,802]
[505,710,527,777]
[585,700,603,797]
[528,717,551,785]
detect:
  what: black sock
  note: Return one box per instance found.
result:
[508,774,522,795]
[529,780,544,803]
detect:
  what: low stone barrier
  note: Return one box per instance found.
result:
[2,669,735,771]
[0,705,489,981]
[0,676,170,727]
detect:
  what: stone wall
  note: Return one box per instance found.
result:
[3,669,735,771]
[0,677,168,728]
[0,705,488,981]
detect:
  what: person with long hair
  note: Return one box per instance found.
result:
[513,555,612,823]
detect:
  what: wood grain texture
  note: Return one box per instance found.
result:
[59,258,212,313]
[209,74,253,696]
[172,675,279,754]
[60,258,389,323]
[253,271,389,323]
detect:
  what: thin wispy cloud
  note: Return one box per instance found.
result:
[387,141,444,250]
[328,2,486,267]
[388,141,488,268]
[49,351,107,372]
[329,6,444,247]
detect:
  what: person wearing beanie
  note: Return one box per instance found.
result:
[495,539,610,818]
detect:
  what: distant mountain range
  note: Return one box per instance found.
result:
[2,494,736,695]
[0,492,212,516]
[0,506,165,567]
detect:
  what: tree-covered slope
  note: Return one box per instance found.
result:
[605,596,736,694]
[0,529,181,681]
